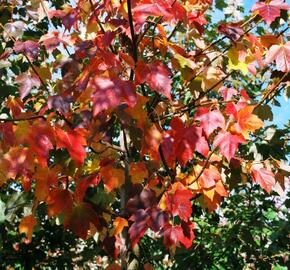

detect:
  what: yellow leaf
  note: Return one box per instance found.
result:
[228,47,248,75]
[174,54,196,69]
[203,188,215,201]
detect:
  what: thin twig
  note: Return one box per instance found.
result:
[191,147,217,184]
[0,115,45,122]
[255,73,288,109]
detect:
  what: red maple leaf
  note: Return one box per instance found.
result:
[219,86,237,101]
[15,74,41,99]
[27,121,55,167]
[195,107,225,137]
[46,188,73,217]
[251,166,276,193]
[218,22,245,42]
[55,127,87,166]
[163,221,195,250]
[264,41,290,73]
[170,118,209,166]
[198,166,221,189]
[14,40,40,61]
[251,0,290,26]
[135,60,172,100]
[75,174,101,202]
[133,0,173,25]
[166,188,193,221]
[129,209,151,247]
[91,77,137,116]
[213,131,245,162]
[64,203,102,239]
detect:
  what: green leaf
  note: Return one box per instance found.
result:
[0,200,6,223]
[254,104,273,121]
[273,264,288,270]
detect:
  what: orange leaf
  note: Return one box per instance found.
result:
[34,167,58,201]
[19,215,37,241]
[106,264,121,270]
[113,217,128,236]
[235,105,264,139]
[129,162,148,184]
[100,166,125,192]
[141,124,163,161]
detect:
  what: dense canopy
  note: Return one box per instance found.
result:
[0,0,289,269]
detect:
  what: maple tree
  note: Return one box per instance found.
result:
[0,0,289,269]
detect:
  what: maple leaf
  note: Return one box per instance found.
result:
[227,47,249,75]
[135,60,172,100]
[91,77,137,116]
[55,127,87,166]
[19,215,37,241]
[128,206,167,247]
[46,189,73,217]
[34,167,58,201]
[129,209,151,247]
[163,224,183,250]
[48,95,73,114]
[125,95,149,128]
[141,124,163,160]
[100,165,125,192]
[27,121,55,167]
[160,132,175,168]
[113,217,128,236]
[49,6,80,31]
[3,21,26,41]
[15,74,41,99]
[196,165,221,189]
[75,174,101,202]
[213,131,245,162]
[195,107,225,137]
[163,221,195,250]
[39,31,72,52]
[202,67,225,91]
[0,122,15,151]
[251,166,276,193]
[235,105,264,139]
[251,0,290,26]
[64,203,102,239]
[127,187,157,214]
[169,118,209,166]
[218,22,245,42]
[165,188,193,221]
[14,40,40,61]
[0,147,35,186]
[129,162,148,184]
[219,86,237,101]
[133,0,173,25]
[179,221,195,249]
[264,42,290,73]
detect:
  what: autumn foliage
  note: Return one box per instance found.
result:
[0,0,289,268]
